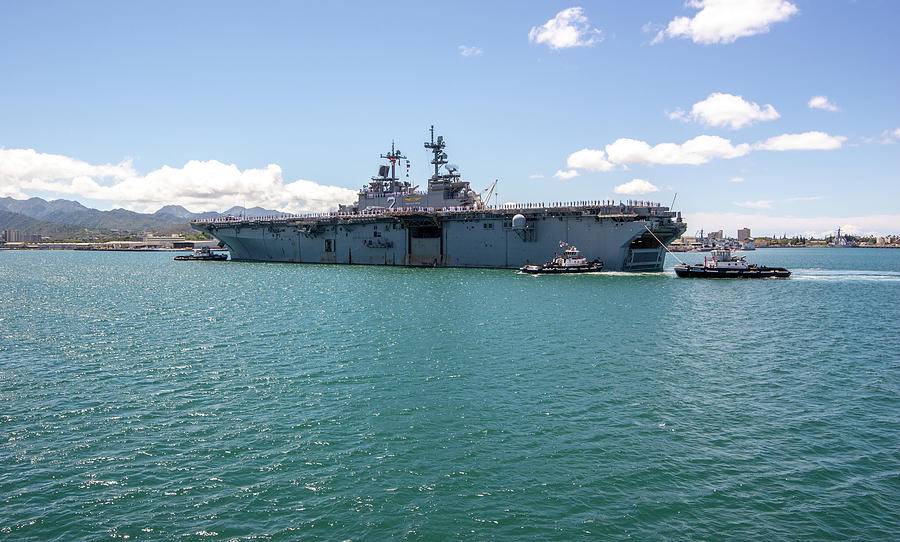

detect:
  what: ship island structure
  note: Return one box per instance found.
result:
[191,127,687,272]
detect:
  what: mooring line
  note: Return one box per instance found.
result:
[644,223,686,265]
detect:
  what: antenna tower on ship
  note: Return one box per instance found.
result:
[379,141,406,181]
[424,125,446,180]
[368,141,408,194]
[424,125,460,183]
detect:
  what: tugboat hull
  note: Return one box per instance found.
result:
[520,262,604,275]
[174,254,227,261]
[174,249,228,261]
[674,265,790,278]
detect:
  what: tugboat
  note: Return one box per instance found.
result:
[674,248,789,278]
[520,245,603,274]
[174,246,228,261]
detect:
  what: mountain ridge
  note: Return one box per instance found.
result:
[0,197,283,235]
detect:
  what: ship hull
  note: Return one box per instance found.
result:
[194,207,686,272]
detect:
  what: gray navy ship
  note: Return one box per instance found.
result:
[191,127,687,271]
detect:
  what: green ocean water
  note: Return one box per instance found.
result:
[1,248,898,540]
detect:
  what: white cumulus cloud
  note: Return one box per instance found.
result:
[0,147,357,213]
[734,200,773,209]
[553,169,580,180]
[606,135,751,165]
[808,95,838,111]
[863,128,900,145]
[669,92,780,129]
[754,131,846,151]
[566,148,615,171]
[653,0,798,45]
[558,131,845,177]
[614,179,661,195]
[529,7,602,50]
[0,147,134,195]
[458,45,483,57]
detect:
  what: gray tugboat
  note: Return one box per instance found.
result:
[174,246,228,261]
[191,127,686,271]
[674,248,790,278]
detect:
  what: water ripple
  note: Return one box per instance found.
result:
[1,249,898,540]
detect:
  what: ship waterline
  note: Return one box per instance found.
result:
[191,128,686,271]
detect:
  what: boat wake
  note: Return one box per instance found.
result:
[790,269,900,282]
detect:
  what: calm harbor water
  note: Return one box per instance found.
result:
[2,248,898,540]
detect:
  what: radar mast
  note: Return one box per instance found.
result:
[381,141,406,181]
[423,125,473,205]
[367,141,409,195]
[424,125,460,183]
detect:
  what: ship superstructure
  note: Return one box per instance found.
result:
[342,126,481,213]
[191,127,687,271]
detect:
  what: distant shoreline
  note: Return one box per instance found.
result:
[2,244,898,252]
[0,245,194,252]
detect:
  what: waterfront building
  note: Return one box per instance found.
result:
[140,234,188,248]
[3,229,23,243]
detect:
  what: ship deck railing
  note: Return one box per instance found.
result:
[191,200,674,225]
[362,190,428,198]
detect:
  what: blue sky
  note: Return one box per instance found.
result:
[1,0,898,236]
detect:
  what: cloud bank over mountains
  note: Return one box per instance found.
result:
[0,147,357,214]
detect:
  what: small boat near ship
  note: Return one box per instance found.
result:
[174,247,228,261]
[520,245,603,274]
[674,248,790,278]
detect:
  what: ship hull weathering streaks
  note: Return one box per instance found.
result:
[192,127,686,272]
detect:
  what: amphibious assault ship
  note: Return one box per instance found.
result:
[191,127,686,271]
